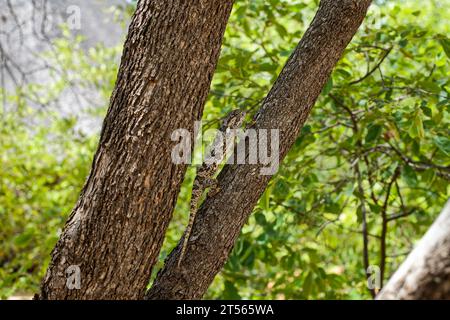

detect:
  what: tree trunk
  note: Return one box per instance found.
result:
[377,201,450,300]
[146,0,372,300]
[38,0,234,300]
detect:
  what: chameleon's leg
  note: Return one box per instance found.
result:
[205,178,220,197]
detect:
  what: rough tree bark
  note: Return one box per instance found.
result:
[38,0,234,299]
[146,0,372,300]
[377,201,450,300]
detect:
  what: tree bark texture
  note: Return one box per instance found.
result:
[38,0,234,299]
[377,201,450,300]
[146,0,372,300]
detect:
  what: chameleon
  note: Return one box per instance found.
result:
[177,109,247,268]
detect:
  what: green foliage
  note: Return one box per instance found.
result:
[1,0,449,299]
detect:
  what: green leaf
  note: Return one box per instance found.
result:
[356,204,363,224]
[365,125,382,143]
[336,68,352,79]
[418,80,441,95]
[437,35,450,59]
[402,165,418,187]
[420,101,432,117]
[258,63,278,72]
[322,77,333,95]
[262,186,272,210]
[368,202,381,214]
[223,280,242,300]
[275,23,288,39]
[399,39,408,48]
[303,272,314,296]
[255,212,267,226]
[325,201,340,214]
[14,232,33,246]
[421,169,435,185]
[433,136,450,156]
[409,110,425,139]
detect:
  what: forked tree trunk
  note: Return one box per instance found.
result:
[146,0,372,300]
[377,201,450,300]
[38,0,234,299]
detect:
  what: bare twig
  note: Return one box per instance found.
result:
[348,47,392,85]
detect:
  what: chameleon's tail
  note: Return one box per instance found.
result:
[177,192,201,268]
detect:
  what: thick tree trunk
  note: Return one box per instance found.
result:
[377,201,450,300]
[146,0,372,300]
[38,0,234,299]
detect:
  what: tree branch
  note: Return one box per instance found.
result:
[348,46,392,85]
[146,0,373,300]
[354,161,375,298]
[379,166,400,288]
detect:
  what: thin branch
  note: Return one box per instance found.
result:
[348,47,392,85]
[329,92,377,297]
[355,161,375,298]
[329,93,380,204]
[386,208,416,222]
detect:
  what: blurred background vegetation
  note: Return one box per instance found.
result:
[0,0,449,299]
